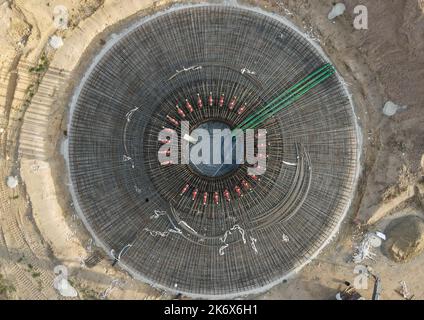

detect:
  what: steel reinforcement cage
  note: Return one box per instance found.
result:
[67,4,359,298]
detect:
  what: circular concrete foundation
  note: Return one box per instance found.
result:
[67,5,359,297]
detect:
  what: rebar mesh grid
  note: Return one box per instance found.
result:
[67,5,359,297]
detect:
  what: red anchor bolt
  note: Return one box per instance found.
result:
[228,97,237,111]
[192,189,199,201]
[213,192,219,205]
[197,94,203,110]
[180,184,190,196]
[176,105,186,118]
[166,115,179,127]
[185,99,194,113]
[208,92,213,107]
[219,94,225,107]
[203,192,208,205]
[224,189,231,202]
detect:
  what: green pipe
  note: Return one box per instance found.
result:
[240,67,333,128]
[249,71,335,129]
[237,68,335,129]
[237,63,333,128]
[236,63,333,129]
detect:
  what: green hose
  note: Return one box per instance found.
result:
[250,71,335,129]
[232,63,336,135]
[236,63,333,130]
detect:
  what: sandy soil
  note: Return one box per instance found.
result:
[0,0,423,300]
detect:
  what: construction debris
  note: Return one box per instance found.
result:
[240,68,256,75]
[6,176,18,189]
[53,5,69,30]
[100,279,122,299]
[49,35,64,49]
[54,277,78,298]
[328,3,346,20]
[219,244,229,256]
[352,232,385,263]
[399,281,410,299]
[375,231,386,241]
[336,282,364,300]
[382,101,407,116]
[421,154,424,172]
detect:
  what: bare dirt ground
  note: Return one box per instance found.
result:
[0,0,423,300]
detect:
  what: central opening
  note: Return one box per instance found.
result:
[189,120,239,177]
